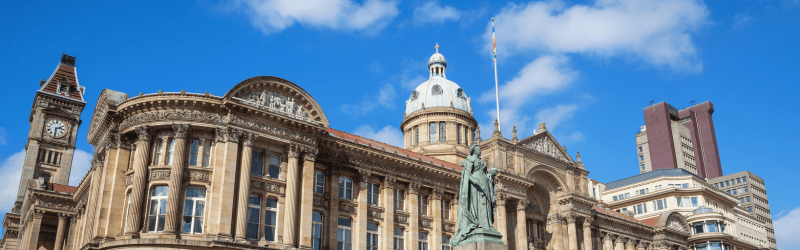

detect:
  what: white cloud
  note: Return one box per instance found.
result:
[775,206,800,249]
[352,125,404,148]
[732,12,756,30]
[235,0,399,35]
[559,131,585,144]
[412,1,462,25]
[489,0,709,72]
[340,84,396,116]
[0,127,6,145]
[535,104,579,131]
[480,55,576,106]
[0,150,25,215]
[69,149,93,186]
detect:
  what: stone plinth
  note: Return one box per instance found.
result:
[453,241,508,250]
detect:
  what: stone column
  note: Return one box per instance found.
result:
[636,241,646,250]
[327,166,341,249]
[282,144,301,247]
[100,134,133,239]
[408,182,420,249]
[383,177,396,250]
[560,216,570,250]
[516,199,530,250]
[354,169,371,250]
[27,209,45,250]
[546,214,562,250]
[495,194,508,244]
[626,239,636,250]
[163,124,190,236]
[124,126,151,237]
[83,156,104,244]
[54,213,68,250]
[234,132,257,242]
[298,147,318,249]
[432,188,443,250]
[614,236,625,250]
[583,217,593,250]
[567,214,578,250]
[207,128,241,240]
[65,216,77,250]
[603,233,613,250]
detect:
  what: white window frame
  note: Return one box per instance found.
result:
[166,139,176,165]
[419,232,429,250]
[339,176,354,200]
[314,170,325,195]
[246,195,261,240]
[367,183,380,206]
[442,235,451,250]
[418,195,428,216]
[393,227,404,250]
[201,140,212,167]
[153,139,164,165]
[394,189,404,211]
[147,186,169,232]
[251,149,265,176]
[367,222,379,250]
[267,154,281,179]
[182,186,206,234]
[338,217,353,250]
[312,212,324,250]
[264,197,278,242]
[441,200,450,221]
[189,139,200,166]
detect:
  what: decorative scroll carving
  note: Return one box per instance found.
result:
[149,170,170,180]
[517,199,529,211]
[313,198,328,208]
[303,147,318,162]
[384,176,396,189]
[234,90,318,124]
[287,144,300,158]
[227,127,242,143]
[496,193,507,206]
[242,132,258,147]
[432,188,443,200]
[523,137,570,162]
[583,216,594,228]
[118,110,317,144]
[357,169,371,184]
[420,219,432,228]
[33,209,45,219]
[215,127,229,142]
[251,180,283,193]
[4,230,18,239]
[394,214,409,223]
[37,196,74,210]
[134,126,150,141]
[443,223,454,233]
[184,170,210,182]
[495,181,527,197]
[339,203,356,213]
[408,183,421,195]
[368,209,383,219]
[125,174,133,186]
[172,124,190,139]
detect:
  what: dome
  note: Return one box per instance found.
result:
[405,44,471,115]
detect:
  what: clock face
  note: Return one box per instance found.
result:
[46,120,67,137]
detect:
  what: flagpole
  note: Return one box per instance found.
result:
[492,18,501,130]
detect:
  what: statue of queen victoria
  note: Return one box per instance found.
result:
[450,143,506,248]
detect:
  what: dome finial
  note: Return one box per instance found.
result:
[435,43,439,53]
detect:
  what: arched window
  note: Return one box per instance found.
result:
[429,123,437,143]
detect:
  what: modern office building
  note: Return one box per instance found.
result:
[709,171,776,249]
[637,102,723,179]
[1,50,697,250]
[601,169,772,250]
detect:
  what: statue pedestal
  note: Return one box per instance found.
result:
[453,242,508,250]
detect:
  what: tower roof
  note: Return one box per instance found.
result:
[39,54,85,102]
[406,44,470,115]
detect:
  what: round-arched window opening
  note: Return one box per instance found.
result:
[431,85,443,95]
[410,90,419,100]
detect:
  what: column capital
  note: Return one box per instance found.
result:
[357,169,371,184]
[242,132,258,147]
[583,216,594,228]
[172,124,191,139]
[303,147,318,162]
[409,182,421,194]
[432,188,443,200]
[70,215,77,223]
[331,164,343,177]
[57,213,69,220]
[566,213,577,223]
[383,176,396,189]
[227,127,243,143]
[214,127,229,142]
[287,144,301,158]
[33,209,45,219]
[637,241,648,249]
[496,193,507,206]
[114,133,132,149]
[626,238,636,247]
[134,126,150,141]
[516,199,530,211]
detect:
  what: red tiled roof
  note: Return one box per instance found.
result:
[40,57,84,102]
[592,206,646,225]
[326,128,461,172]
[52,183,78,194]
[639,217,659,227]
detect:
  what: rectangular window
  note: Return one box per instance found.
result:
[746,196,751,202]
[737,178,742,183]
[656,200,664,210]
[742,176,747,182]
[414,126,419,146]
[442,235,451,250]
[733,189,738,195]
[189,139,200,166]
[738,188,743,193]
[418,195,428,216]
[181,187,206,234]
[714,183,719,188]
[367,183,380,206]
[251,149,265,176]
[246,195,260,240]
[691,197,698,207]
[613,196,618,201]
[429,123,437,143]
[669,184,674,188]
[394,189,404,211]
[315,170,325,195]
[638,146,643,152]
[367,222,379,250]
[637,204,643,214]
[624,193,630,198]
[201,141,212,167]
[442,200,450,221]
[740,198,745,203]
[677,197,683,207]
[338,217,352,250]
[339,177,353,200]
[693,222,704,234]
[147,186,169,232]
[725,180,730,186]
[167,139,176,165]
[727,190,731,194]
[456,124,462,144]
[439,122,446,142]
[748,206,752,212]
[639,155,644,161]
[154,140,164,165]
[123,193,131,232]
[393,227,404,250]
[640,164,645,170]
[683,183,689,188]
[312,212,323,250]
[744,186,748,192]
[419,232,428,250]
[264,198,278,242]
[268,154,281,178]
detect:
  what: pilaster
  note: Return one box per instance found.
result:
[163,124,190,236]
[234,132,257,242]
[54,213,68,250]
[83,157,104,243]
[567,213,578,250]
[408,182,420,249]
[282,144,301,247]
[603,233,613,250]
[100,134,132,239]
[625,239,636,250]
[354,169,371,250]
[382,177,396,250]
[548,214,564,250]
[614,236,625,250]
[516,199,530,250]
[582,217,593,250]
[495,194,508,244]
[326,166,341,249]
[298,147,318,249]
[27,209,44,250]
[207,127,241,241]
[431,188,443,250]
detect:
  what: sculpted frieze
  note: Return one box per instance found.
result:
[125,174,134,186]
[118,110,316,144]
[419,219,432,228]
[35,196,74,211]
[149,170,170,181]
[234,90,318,125]
[251,180,283,194]
[313,198,328,208]
[367,209,383,219]
[523,137,570,163]
[495,181,526,197]
[394,214,409,223]
[339,203,356,214]
[184,170,210,182]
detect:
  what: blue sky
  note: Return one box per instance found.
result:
[0,0,798,246]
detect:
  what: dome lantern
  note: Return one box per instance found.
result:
[428,43,447,78]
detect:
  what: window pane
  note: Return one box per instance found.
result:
[339,217,351,227]
[248,207,260,224]
[195,201,205,217]
[247,223,259,240]
[265,211,277,226]
[157,215,166,231]
[267,198,278,208]
[184,200,194,216]
[182,216,192,233]
[189,140,199,166]
[201,141,212,167]
[193,217,203,233]
[249,195,260,206]
[268,165,280,178]
[265,226,275,241]
[430,123,437,143]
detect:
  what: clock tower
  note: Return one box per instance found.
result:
[12,54,86,212]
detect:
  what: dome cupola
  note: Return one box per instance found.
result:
[405,44,471,116]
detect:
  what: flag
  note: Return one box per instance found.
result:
[492,19,496,58]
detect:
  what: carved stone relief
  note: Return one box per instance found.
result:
[234,90,318,125]
[149,170,170,181]
[523,137,570,163]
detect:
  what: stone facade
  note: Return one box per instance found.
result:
[2,52,693,250]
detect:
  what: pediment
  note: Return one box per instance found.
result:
[519,132,573,163]
[42,107,79,121]
[224,76,329,127]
